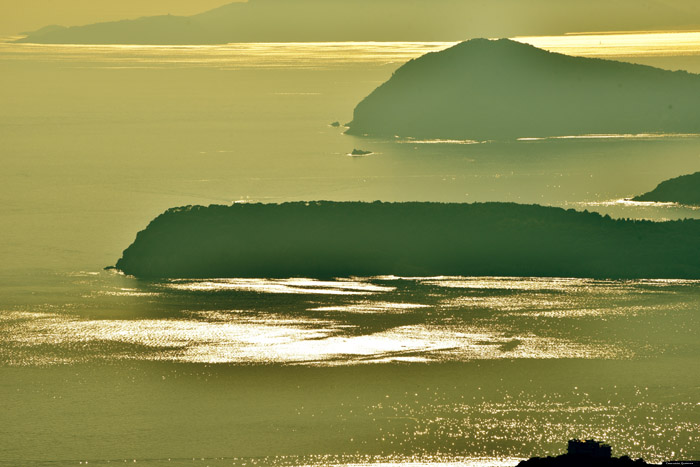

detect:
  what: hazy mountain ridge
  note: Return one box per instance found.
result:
[115,201,700,279]
[13,0,485,44]
[633,172,700,205]
[346,38,700,140]
[15,0,700,45]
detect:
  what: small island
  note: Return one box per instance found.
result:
[633,172,700,206]
[114,201,700,279]
[346,38,700,141]
[349,148,373,156]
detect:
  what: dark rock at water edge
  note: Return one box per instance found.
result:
[517,440,663,467]
[518,454,653,467]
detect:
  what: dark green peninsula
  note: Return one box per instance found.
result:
[633,171,700,206]
[115,202,700,279]
[346,38,700,140]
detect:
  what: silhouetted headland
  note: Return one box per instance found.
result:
[346,39,700,141]
[633,172,700,206]
[518,439,655,467]
[114,202,700,279]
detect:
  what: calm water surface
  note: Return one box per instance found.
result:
[1,37,699,466]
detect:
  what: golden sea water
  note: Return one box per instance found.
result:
[1,33,700,466]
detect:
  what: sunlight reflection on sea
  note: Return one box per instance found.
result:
[0,40,455,69]
[516,31,700,57]
[4,275,697,366]
[4,31,700,71]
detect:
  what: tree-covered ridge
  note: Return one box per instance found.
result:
[115,201,700,279]
[346,38,700,140]
[633,171,700,205]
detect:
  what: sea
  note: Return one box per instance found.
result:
[1,33,699,466]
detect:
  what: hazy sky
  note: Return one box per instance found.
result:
[2,0,700,38]
[0,0,234,35]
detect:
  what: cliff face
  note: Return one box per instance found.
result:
[633,172,700,205]
[114,201,700,279]
[346,38,700,140]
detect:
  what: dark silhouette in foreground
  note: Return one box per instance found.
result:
[519,439,651,467]
[114,201,700,279]
[346,38,700,141]
[633,172,700,206]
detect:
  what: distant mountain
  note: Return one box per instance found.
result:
[20,24,66,38]
[13,0,498,44]
[114,201,700,279]
[633,172,700,205]
[346,38,700,140]
[16,0,700,45]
